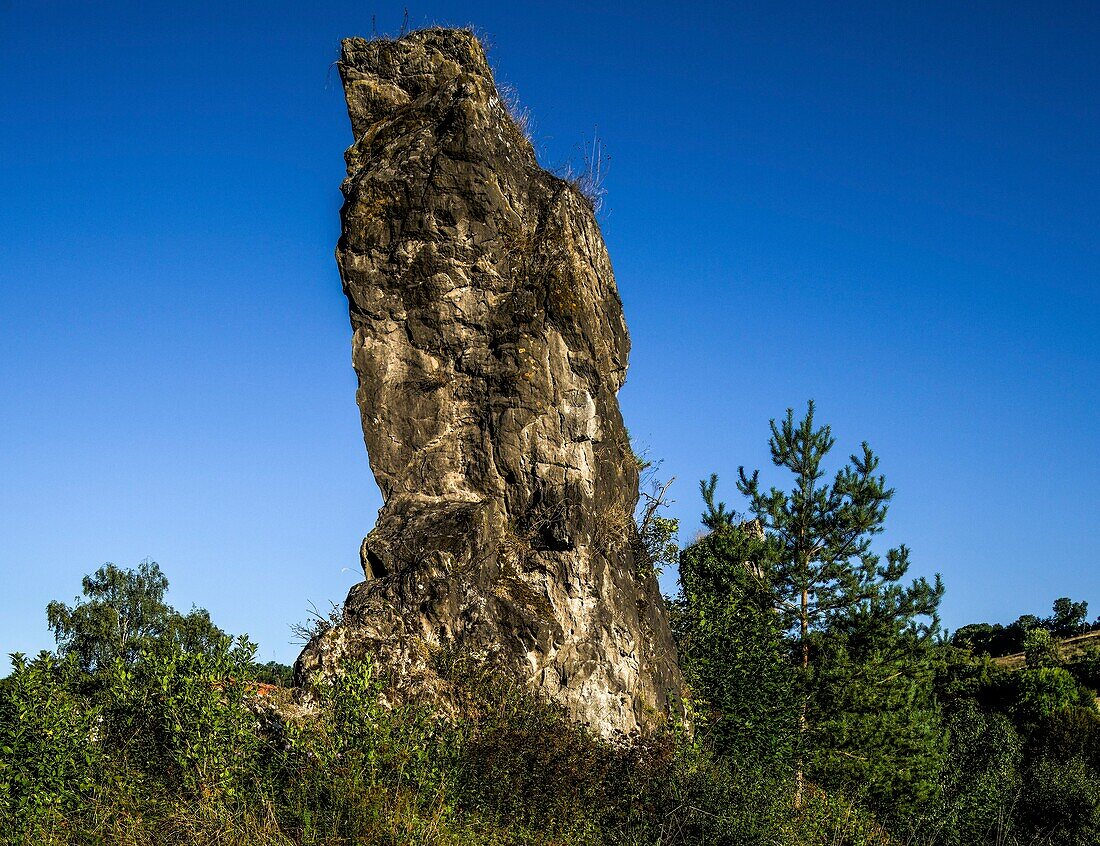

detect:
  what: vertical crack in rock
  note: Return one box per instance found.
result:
[295,28,687,737]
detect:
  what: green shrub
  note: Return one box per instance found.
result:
[1069,644,1100,693]
[0,640,955,846]
[0,653,101,828]
[785,785,894,846]
[1017,754,1100,846]
[1015,666,1080,723]
[928,703,1022,846]
[98,635,264,800]
[447,666,612,839]
[673,525,799,773]
[18,558,1100,845]
[1023,628,1063,669]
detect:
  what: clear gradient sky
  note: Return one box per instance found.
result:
[2,1,1097,667]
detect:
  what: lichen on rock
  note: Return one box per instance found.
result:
[295,27,687,738]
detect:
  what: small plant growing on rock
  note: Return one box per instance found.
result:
[560,128,609,213]
[290,600,344,645]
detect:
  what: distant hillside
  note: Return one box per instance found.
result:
[993,628,1100,669]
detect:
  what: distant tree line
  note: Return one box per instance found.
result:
[951,597,1099,657]
[44,558,294,685]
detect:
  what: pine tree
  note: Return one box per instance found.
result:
[704,401,944,809]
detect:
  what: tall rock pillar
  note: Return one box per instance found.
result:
[296,28,686,737]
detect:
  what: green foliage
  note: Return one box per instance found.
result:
[673,524,799,771]
[47,559,172,671]
[942,598,1100,845]
[638,511,679,577]
[100,635,263,799]
[930,703,1023,846]
[1069,644,1100,692]
[1011,706,1100,846]
[626,740,799,845]
[730,401,943,645]
[0,627,866,846]
[0,653,101,827]
[253,660,295,687]
[1015,666,1080,723]
[785,786,895,846]
[932,625,1100,846]
[1023,628,1063,669]
[444,663,615,839]
[1017,754,1100,846]
[952,596,1098,658]
[1050,597,1090,637]
[932,642,1005,708]
[634,455,680,577]
[4,455,1096,846]
[46,559,256,673]
[692,402,946,827]
[806,624,946,821]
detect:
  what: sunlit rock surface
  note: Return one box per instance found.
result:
[295,28,686,737]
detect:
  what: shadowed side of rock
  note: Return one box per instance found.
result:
[295,28,687,738]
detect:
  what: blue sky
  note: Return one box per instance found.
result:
[2,1,1097,666]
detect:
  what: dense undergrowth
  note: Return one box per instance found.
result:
[5,626,1097,846]
[0,638,894,846]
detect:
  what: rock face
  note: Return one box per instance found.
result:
[295,28,686,737]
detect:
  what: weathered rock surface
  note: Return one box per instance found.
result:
[295,28,687,737]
